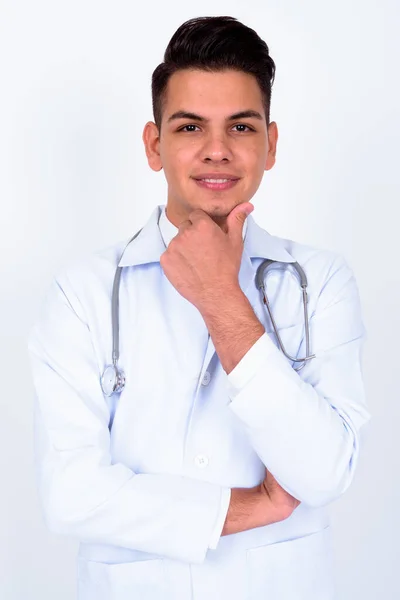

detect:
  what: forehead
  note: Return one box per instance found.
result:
[163,69,264,112]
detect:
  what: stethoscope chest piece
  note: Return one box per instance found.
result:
[101,364,125,397]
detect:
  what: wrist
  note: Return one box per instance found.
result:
[198,286,245,320]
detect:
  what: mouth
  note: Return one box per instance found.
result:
[192,177,240,191]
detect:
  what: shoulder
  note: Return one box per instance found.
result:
[55,236,128,281]
[42,237,131,322]
[269,232,360,311]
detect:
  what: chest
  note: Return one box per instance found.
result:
[88,261,310,479]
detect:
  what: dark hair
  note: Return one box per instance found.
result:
[151,16,276,132]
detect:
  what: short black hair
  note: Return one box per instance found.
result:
[151,16,276,132]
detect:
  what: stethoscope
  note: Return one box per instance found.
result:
[100,228,316,396]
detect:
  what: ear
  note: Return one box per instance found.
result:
[142,121,163,172]
[265,121,278,171]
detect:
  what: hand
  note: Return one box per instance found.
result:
[159,203,254,312]
[258,469,301,523]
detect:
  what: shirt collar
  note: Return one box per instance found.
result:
[118,204,295,267]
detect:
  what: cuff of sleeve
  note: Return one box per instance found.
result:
[208,488,231,549]
[226,332,279,398]
[226,331,303,427]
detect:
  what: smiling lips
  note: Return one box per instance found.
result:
[192,173,240,190]
[193,172,240,181]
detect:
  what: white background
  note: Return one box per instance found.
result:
[1,0,398,598]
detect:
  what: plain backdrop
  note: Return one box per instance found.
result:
[1,0,398,598]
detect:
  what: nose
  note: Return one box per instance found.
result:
[200,131,234,162]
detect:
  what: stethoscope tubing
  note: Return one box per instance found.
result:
[255,259,315,372]
[101,230,315,396]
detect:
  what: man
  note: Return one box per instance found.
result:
[27,15,370,600]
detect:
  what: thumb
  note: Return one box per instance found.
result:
[226,202,254,239]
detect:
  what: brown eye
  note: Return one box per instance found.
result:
[233,124,254,132]
[179,124,200,132]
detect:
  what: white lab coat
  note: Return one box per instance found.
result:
[27,203,371,600]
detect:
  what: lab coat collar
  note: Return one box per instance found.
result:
[117,204,296,267]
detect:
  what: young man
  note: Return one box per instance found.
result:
[28,16,370,600]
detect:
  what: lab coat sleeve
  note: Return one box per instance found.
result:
[225,254,371,508]
[208,488,231,549]
[27,273,230,565]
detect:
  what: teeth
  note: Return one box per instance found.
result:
[201,178,230,183]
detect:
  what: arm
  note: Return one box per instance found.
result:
[201,254,371,508]
[221,470,301,538]
[208,469,301,546]
[221,487,265,536]
[208,486,266,544]
[28,273,229,566]
[200,288,265,376]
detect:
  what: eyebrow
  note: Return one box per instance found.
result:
[166,109,264,124]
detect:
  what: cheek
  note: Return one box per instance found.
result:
[241,148,267,179]
[160,148,194,189]
[163,136,195,160]
[256,146,270,173]
[175,140,198,159]
[242,147,268,189]
[168,146,196,179]
[236,138,267,162]
[249,142,267,162]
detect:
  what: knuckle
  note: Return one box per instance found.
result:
[196,218,208,231]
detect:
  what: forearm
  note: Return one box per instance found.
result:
[200,288,265,375]
[220,486,276,536]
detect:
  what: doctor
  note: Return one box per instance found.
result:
[27,14,371,600]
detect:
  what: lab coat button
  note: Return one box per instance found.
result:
[201,371,211,386]
[194,454,209,468]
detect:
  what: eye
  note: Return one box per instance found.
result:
[177,123,255,133]
[232,124,254,132]
[178,124,201,132]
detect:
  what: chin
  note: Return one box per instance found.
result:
[206,199,237,211]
